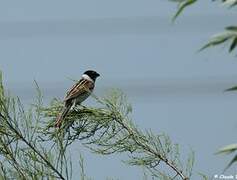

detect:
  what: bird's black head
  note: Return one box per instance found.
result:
[83,70,100,81]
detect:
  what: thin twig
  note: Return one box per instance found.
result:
[0,112,65,180]
[115,116,189,180]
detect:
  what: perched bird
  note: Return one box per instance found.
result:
[55,70,100,127]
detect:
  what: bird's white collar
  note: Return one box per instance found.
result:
[82,74,94,82]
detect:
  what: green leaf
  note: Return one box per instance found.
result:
[200,37,230,51]
[172,0,197,22]
[231,2,237,7]
[226,26,237,31]
[199,25,237,52]
[224,154,237,171]
[222,0,237,7]
[216,144,237,155]
[199,32,234,51]
[229,37,237,52]
[216,144,237,171]
[198,172,209,180]
[225,85,237,92]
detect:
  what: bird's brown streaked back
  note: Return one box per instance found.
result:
[64,79,94,102]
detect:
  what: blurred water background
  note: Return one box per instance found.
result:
[1,0,237,179]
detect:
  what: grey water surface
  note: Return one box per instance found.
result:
[1,0,237,179]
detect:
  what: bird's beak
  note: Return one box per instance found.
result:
[96,72,100,77]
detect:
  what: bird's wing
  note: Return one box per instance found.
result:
[64,79,94,101]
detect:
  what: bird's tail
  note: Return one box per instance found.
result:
[55,105,71,128]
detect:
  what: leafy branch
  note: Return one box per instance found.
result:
[216,144,237,171]
[0,70,195,179]
[169,0,237,53]
[0,112,65,180]
[0,71,68,179]
[168,0,237,173]
[200,26,237,53]
[170,0,237,21]
[42,90,194,180]
[170,0,197,22]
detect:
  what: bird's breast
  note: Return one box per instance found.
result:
[74,91,91,104]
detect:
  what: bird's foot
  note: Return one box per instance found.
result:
[80,105,87,109]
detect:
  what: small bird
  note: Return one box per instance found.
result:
[55,70,100,127]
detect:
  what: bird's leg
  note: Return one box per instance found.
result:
[79,104,87,109]
[71,100,77,110]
